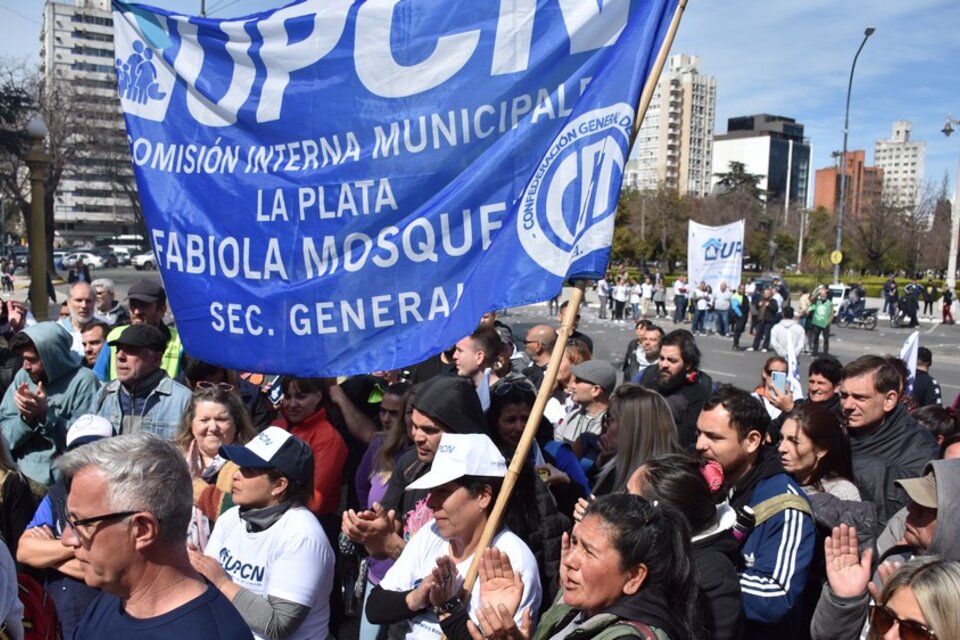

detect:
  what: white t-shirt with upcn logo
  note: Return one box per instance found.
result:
[205,505,334,640]
[379,520,542,640]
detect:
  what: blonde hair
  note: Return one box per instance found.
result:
[871,557,960,640]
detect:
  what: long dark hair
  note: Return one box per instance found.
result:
[634,454,716,535]
[585,494,702,638]
[787,403,854,486]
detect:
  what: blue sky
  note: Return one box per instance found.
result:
[2,0,959,204]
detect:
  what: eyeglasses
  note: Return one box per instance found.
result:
[65,510,141,533]
[869,605,938,640]
[195,381,235,393]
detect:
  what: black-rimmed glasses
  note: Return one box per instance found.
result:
[64,510,141,532]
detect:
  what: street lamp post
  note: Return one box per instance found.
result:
[944,115,960,292]
[24,116,50,320]
[833,26,876,284]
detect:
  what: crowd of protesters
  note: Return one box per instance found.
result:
[0,274,955,639]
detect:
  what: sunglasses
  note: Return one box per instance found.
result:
[869,605,938,640]
[195,381,235,393]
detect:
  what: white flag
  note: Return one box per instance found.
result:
[899,331,919,396]
[786,336,804,401]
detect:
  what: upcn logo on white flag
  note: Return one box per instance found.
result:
[688,220,744,292]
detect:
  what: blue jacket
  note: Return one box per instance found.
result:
[732,448,815,640]
[0,323,100,485]
[96,374,191,440]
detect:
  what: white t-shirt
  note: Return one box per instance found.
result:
[379,521,542,640]
[205,506,334,640]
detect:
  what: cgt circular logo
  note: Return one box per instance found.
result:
[518,103,632,276]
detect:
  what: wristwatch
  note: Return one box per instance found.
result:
[433,595,464,617]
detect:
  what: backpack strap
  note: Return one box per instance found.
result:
[611,621,659,640]
[753,493,812,526]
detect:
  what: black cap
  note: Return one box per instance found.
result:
[108,324,167,352]
[127,279,166,304]
[412,375,486,434]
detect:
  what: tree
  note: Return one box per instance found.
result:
[0,59,100,271]
[713,161,766,202]
[921,173,952,273]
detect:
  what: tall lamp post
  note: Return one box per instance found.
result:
[944,115,960,292]
[24,116,50,320]
[833,26,876,284]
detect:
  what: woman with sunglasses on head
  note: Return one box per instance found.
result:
[181,355,277,431]
[588,384,681,497]
[175,384,258,549]
[272,376,348,518]
[190,427,335,640]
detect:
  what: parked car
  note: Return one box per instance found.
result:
[61,251,104,269]
[132,251,157,270]
[53,250,69,270]
[110,247,133,266]
[92,249,120,268]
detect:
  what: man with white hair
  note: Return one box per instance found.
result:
[57,433,252,637]
[91,278,130,327]
[58,282,96,357]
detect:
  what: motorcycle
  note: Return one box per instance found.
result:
[835,305,878,330]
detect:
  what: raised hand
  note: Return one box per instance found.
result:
[824,524,873,599]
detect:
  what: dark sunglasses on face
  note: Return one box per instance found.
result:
[869,604,938,640]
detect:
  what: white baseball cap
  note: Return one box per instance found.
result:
[66,415,115,449]
[406,433,507,491]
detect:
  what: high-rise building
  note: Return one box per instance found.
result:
[711,114,811,205]
[813,150,884,217]
[874,120,925,209]
[623,54,716,196]
[41,0,137,242]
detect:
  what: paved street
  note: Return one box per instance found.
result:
[504,286,960,405]
[33,271,960,403]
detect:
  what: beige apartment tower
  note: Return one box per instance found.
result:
[624,54,717,196]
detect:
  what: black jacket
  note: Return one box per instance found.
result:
[849,403,939,527]
[639,367,714,449]
[911,370,942,408]
[692,529,743,640]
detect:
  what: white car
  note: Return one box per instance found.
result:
[132,251,157,270]
[61,251,104,269]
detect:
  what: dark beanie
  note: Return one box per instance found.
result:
[412,375,486,435]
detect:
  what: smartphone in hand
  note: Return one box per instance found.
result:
[771,371,787,395]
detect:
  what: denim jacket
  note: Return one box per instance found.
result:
[96,375,191,440]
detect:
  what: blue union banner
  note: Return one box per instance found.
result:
[113,0,678,376]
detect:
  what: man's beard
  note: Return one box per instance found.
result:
[653,368,686,395]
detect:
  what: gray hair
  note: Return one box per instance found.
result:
[875,556,960,640]
[54,433,193,546]
[90,278,115,294]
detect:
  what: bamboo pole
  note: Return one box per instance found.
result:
[459,0,689,598]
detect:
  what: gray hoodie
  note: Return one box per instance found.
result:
[810,459,960,639]
[0,323,100,485]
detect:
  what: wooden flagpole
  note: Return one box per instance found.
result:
[459,0,689,597]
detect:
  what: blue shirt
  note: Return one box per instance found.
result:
[73,582,252,639]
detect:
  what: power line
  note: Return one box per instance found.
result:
[0,4,42,26]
